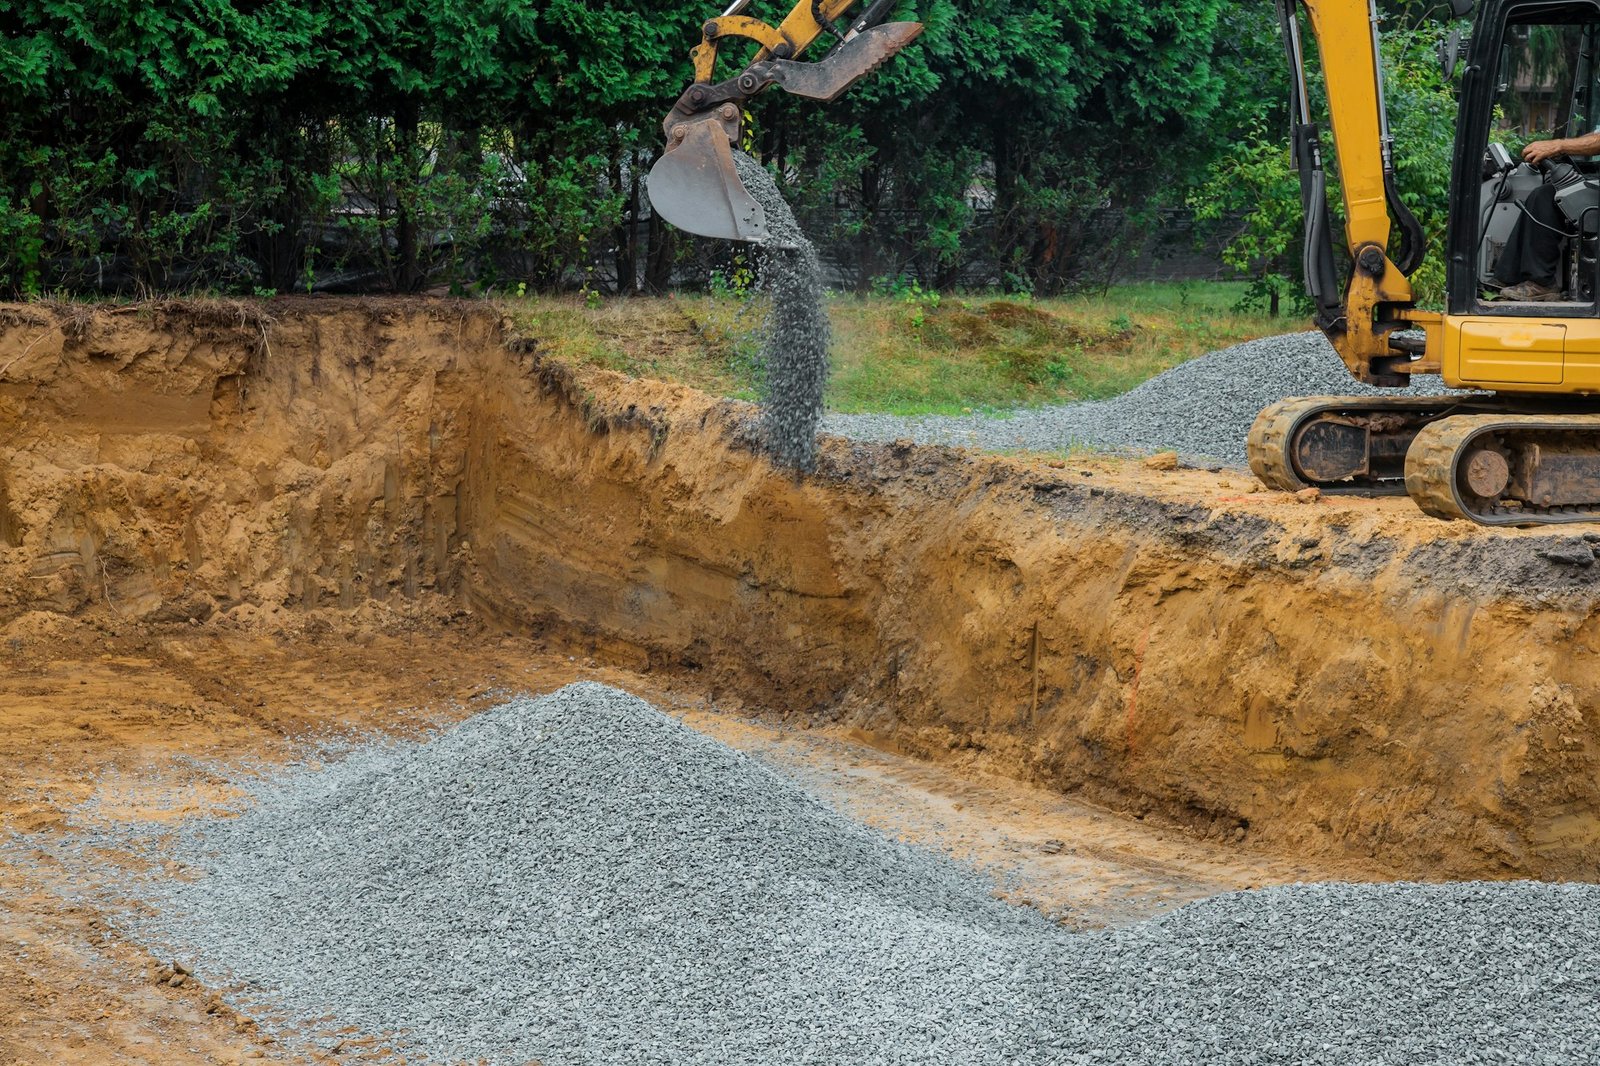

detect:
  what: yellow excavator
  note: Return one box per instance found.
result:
[1246,0,1600,524]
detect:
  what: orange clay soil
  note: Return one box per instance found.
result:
[3,297,1600,1058]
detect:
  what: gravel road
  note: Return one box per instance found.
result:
[110,683,1600,1065]
[822,332,1461,467]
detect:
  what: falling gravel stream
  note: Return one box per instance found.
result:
[95,683,1600,1066]
[732,151,831,471]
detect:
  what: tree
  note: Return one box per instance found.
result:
[0,0,1316,297]
[1189,127,1300,315]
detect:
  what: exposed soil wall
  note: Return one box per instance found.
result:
[4,299,1600,880]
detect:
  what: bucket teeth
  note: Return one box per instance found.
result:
[769,22,925,102]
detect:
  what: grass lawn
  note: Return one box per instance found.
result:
[501,281,1296,417]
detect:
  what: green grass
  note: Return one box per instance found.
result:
[500,282,1293,417]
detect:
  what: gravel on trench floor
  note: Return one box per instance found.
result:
[821,331,1466,467]
[104,683,1600,1065]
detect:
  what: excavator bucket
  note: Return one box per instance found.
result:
[648,119,770,243]
[647,19,924,244]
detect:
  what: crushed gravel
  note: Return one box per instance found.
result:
[735,151,831,471]
[100,682,1600,1065]
[822,331,1465,467]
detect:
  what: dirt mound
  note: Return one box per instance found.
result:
[983,300,1054,327]
[4,298,1600,879]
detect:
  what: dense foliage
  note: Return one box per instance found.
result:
[1190,18,1461,311]
[0,0,705,295]
[0,0,1457,298]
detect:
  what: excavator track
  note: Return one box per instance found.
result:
[1247,395,1469,495]
[1250,398,1600,525]
[1404,413,1600,524]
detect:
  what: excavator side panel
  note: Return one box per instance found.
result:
[1558,321,1600,393]
[1444,317,1566,387]
[1440,317,1600,392]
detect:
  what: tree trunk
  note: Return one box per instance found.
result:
[613,149,637,294]
[249,127,305,294]
[645,189,675,294]
[394,100,423,292]
[856,161,881,291]
[450,123,483,291]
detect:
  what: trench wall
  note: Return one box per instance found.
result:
[3,300,1599,880]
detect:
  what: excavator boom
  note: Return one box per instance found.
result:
[1278,0,1434,384]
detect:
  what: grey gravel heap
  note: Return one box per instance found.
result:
[130,683,1051,1064]
[822,331,1466,467]
[733,151,831,471]
[118,683,1600,1065]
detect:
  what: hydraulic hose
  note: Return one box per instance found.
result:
[1295,125,1345,328]
[1385,169,1426,277]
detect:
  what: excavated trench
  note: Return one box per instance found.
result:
[4,299,1600,881]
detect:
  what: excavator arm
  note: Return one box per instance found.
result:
[1280,0,1438,384]
[647,0,922,244]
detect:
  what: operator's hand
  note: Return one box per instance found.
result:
[1523,139,1569,165]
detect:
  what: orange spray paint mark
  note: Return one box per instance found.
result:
[1124,623,1154,754]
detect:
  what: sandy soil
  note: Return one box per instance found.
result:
[5,298,1600,876]
[4,297,1599,1061]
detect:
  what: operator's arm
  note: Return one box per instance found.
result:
[1524,131,1600,164]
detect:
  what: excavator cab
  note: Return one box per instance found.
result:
[1445,3,1600,391]
[1468,18,1600,307]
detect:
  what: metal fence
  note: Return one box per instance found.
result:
[604,205,1241,295]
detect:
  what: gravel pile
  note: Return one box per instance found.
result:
[735,151,831,471]
[822,332,1463,467]
[126,683,1050,1064]
[114,683,1600,1065]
